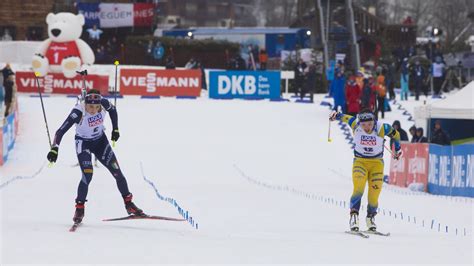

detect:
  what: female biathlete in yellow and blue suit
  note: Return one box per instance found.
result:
[330,109,402,232]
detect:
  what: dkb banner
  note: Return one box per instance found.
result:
[209,71,281,100]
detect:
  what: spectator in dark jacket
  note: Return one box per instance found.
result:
[390,120,409,148]
[302,64,316,102]
[415,127,428,143]
[412,60,426,101]
[165,56,175,69]
[431,120,451,145]
[2,63,14,86]
[360,78,373,110]
[4,75,14,117]
[409,125,418,143]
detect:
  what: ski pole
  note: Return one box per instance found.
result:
[114,60,119,107]
[328,119,332,142]
[384,144,394,156]
[34,72,54,167]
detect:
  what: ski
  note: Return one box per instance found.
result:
[102,214,186,222]
[363,230,390,237]
[69,222,81,232]
[345,230,369,238]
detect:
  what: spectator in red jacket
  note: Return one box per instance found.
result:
[345,76,361,116]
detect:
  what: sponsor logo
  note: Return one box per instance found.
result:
[467,154,474,188]
[451,155,465,188]
[16,71,108,94]
[409,157,426,175]
[120,69,202,97]
[49,45,68,51]
[217,75,271,96]
[122,74,200,92]
[88,113,103,127]
[360,135,376,146]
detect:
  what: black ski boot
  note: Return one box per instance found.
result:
[123,194,144,216]
[73,201,85,224]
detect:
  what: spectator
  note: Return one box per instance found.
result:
[409,125,418,143]
[391,120,409,148]
[368,77,377,110]
[1,29,13,41]
[106,36,119,60]
[400,58,409,101]
[2,64,14,86]
[233,54,246,70]
[330,70,346,112]
[259,49,268,70]
[4,75,14,117]
[412,60,426,100]
[95,46,106,64]
[415,128,428,143]
[431,120,451,145]
[185,57,198,69]
[376,70,386,119]
[165,56,175,69]
[0,76,4,118]
[293,59,307,96]
[360,78,373,110]
[345,76,361,116]
[302,64,316,102]
[386,62,396,100]
[197,61,207,90]
[432,56,445,97]
[86,24,103,48]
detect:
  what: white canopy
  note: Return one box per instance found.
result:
[415,81,474,121]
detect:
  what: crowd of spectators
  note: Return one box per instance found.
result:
[84,25,121,64]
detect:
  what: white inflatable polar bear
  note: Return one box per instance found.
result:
[32,12,95,78]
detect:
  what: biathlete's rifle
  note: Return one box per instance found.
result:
[76,69,88,103]
[33,72,54,167]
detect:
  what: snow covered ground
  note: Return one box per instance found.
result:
[0,93,472,265]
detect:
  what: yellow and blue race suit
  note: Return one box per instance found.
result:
[338,114,401,216]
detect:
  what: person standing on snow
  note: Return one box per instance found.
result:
[329,109,402,233]
[345,76,361,116]
[330,70,346,112]
[46,89,144,225]
[400,58,409,101]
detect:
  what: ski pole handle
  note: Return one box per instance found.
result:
[327,119,332,142]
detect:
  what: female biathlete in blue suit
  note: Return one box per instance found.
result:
[47,89,144,224]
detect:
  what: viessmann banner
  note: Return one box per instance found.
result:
[15,71,109,95]
[119,69,202,97]
[208,71,281,99]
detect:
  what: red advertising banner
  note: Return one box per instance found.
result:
[133,3,155,26]
[120,69,202,97]
[15,71,109,95]
[389,143,429,190]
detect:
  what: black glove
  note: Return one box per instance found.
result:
[111,129,120,142]
[47,146,59,163]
